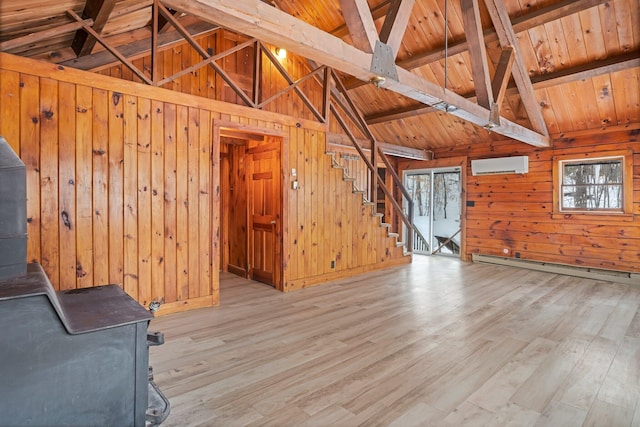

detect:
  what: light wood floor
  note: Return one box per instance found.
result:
[150,256,640,426]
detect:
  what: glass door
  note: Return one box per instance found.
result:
[404,168,461,256]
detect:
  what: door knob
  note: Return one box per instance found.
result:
[270,220,276,225]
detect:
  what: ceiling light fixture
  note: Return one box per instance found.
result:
[275,47,287,59]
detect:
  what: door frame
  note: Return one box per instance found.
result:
[404,166,462,257]
[214,120,289,291]
[399,156,468,261]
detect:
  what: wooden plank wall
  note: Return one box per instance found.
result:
[0,52,408,314]
[428,129,640,273]
[98,30,327,124]
[0,58,218,314]
[96,30,408,289]
[284,126,408,291]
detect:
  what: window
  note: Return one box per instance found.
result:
[561,158,623,211]
[553,150,633,218]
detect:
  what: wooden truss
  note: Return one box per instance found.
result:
[161,0,551,147]
[37,0,421,241]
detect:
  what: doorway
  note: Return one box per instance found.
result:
[220,130,283,288]
[404,167,462,256]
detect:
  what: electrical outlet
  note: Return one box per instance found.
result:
[330,260,335,269]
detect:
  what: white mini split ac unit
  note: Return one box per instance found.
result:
[471,156,529,176]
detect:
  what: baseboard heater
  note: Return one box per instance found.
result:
[472,254,639,286]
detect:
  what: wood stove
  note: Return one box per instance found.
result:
[0,137,169,426]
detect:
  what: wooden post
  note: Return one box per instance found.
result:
[152,0,159,85]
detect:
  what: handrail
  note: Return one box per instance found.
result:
[377,145,412,205]
[328,103,414,251]
[327,68,416,252]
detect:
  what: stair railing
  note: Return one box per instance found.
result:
[328,69,415,252]
[413,226,430,253]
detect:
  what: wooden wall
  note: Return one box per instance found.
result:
[284,126,408,291]
[96,30,408,289]
[1,56,219,314]
[0,52,408,313]
[412,128,640,273]
[98,30,329,124]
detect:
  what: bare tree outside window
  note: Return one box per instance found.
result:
[561,157,623,211]
[406,174,430,216]
[433,172,460,220]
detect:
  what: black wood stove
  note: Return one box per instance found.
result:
[0,137,169,426]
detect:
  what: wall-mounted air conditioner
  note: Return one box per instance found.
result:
[471,156,529,176]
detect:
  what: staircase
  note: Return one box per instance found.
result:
[317,67,420,257]
[325,150,410,254]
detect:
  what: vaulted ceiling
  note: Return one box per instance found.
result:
[1,0,638,151]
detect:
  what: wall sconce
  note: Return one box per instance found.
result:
[275,48,287,59]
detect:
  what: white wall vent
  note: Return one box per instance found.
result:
[471,156,529,176]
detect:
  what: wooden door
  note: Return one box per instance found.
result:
[247,137,281,287]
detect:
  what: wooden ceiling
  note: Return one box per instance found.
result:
[1,0,638,151]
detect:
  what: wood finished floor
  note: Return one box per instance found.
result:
[150,256,640,427]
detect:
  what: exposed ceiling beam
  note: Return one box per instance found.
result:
[71,0,118,57]
[161,0,549,147]
[481,0,548,135]
[552,123,640,140]
[338,0,379,53]
[365,51,640,124]
[48,1,387,72]
[378,0,415,58]
[366,103,440,124]
[460,0,492,109]
[489,46,515,124]
[530,50,640,90]
[331,1,392,38]
[61,18,218,71]
[67,9,152,84]
[344,0,608,90]
[156,8,179,33]
[491,47,514,109]
[0,19,94,52]
[110,0,154,19]
[327,133,431,160]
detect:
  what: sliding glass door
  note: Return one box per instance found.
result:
[404,167,461,256]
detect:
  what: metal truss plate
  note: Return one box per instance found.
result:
[370,40,398,81]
